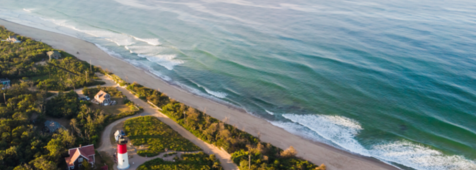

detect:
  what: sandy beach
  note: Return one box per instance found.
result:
[0,19,398,170]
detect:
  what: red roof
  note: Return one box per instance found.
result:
[65,144,95,166]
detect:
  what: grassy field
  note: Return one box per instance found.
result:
[124,116,201,157]
[137,152,222,170]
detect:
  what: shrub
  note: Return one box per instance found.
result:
[280,146,297,158]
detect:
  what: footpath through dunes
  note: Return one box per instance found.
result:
[0,19,398,170]
[96,76,238,170]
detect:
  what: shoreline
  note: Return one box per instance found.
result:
[0,19,398,170]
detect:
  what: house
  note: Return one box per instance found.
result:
[65,144,95,170]
[47,51,61,60]
[0,78,10,88]
[94,90,111,104]
[6,35,20,43]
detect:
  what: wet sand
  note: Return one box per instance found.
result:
[0,19,398,170]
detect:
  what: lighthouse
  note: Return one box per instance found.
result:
[117,135,130,169]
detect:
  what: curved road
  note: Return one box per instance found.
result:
[96,76,238,170]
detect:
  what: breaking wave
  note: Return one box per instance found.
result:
[282,114,370,156]
[95,44,123,58]
[265,110,274,115]
[22,8,35,13]
[281,114,476,170]
[141,54,183,70]
[203,88,227,98]
[0,8,182,71]
[133,37,161,46]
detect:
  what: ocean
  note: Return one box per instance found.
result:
[1,0,475,169]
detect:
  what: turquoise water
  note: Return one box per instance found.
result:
[1,0,476,169]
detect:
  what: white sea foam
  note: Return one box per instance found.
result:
[10,9,176,71]
[133,37,161,46]
[22,8,35,13]
[369,141,476,170]
[149,70,172,81]
[282,114,370,156]
[124,59,141,67]
[127,45,163,54]
[282,114,476,170]
[95,44,123,58]
[203,88,227,98]
[269,121,332,145]
[195,84,228,99]
[265,110,275,115]
[142,54,183,70]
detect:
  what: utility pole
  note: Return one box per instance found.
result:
[249,154,251,170]
[90,59,92,73]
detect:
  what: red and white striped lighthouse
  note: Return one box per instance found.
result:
[117,135,129,169]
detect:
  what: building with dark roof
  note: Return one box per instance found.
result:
[94,90,111,104]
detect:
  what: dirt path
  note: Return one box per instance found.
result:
[0,19,398,170]
[96,76,238,170]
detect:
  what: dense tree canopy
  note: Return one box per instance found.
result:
[0,26,104,91]
[0,26,109,170]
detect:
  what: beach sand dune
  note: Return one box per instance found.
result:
[0,19,397,170]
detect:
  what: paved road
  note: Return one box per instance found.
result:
[96,76,238,170]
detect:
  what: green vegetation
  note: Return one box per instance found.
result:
[122,82,325,170]
[126,83,169,106]
[83,87,141,122]
[45,90,79,118]
[0,82,77,170]
[124,116,200,157]
[0,26,104,91]
[82,86,124,99]
[0,26,320,169]
[108,74,127,86]
[0,27,141,170]
[138,152,222,170]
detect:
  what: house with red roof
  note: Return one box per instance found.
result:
[64,144,95,170]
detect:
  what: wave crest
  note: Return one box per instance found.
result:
[281,114,476,169]
[370,140,476,170]
[282,114,370,156]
